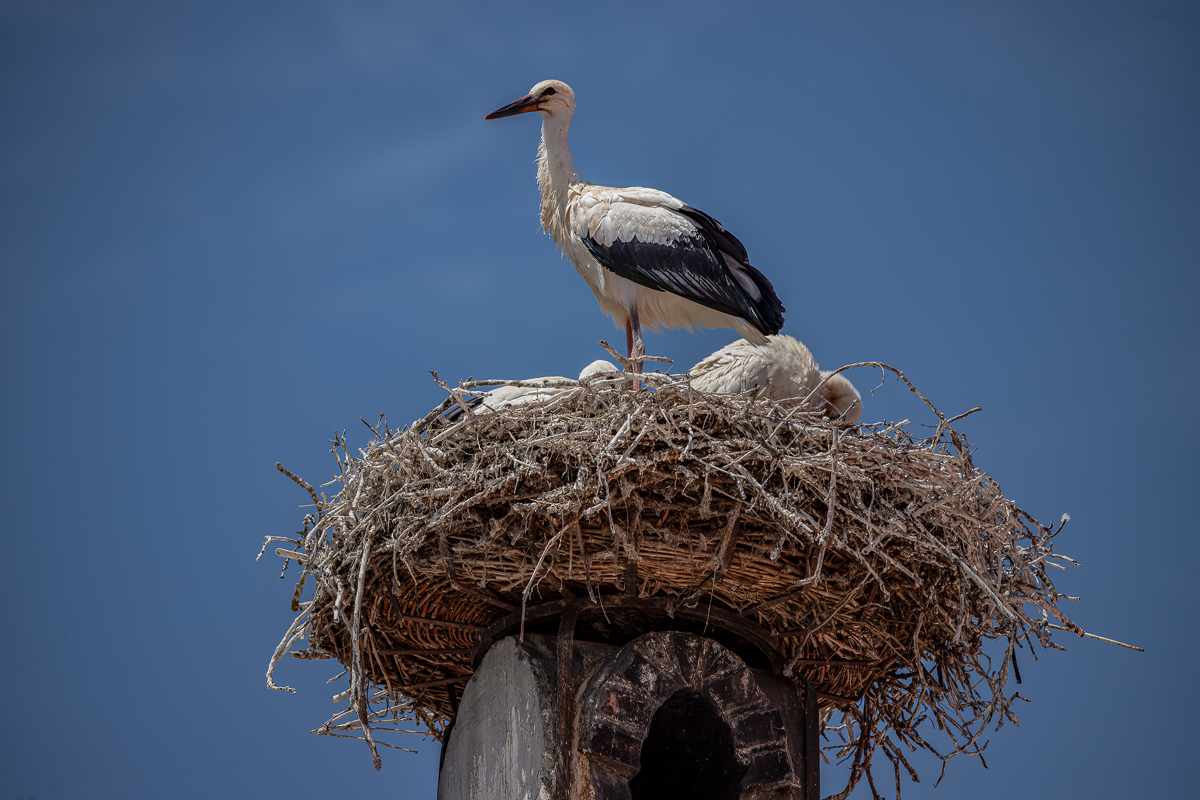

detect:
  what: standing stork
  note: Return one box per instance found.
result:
[689,335,863,424]
[485,80,785,375]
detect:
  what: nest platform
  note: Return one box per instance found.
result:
[266,365,1098,792]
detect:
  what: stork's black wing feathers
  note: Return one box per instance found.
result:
[730,260,785,333]
[581,207,785,335]
[443,394,485,422]
[677,206,783,332]
[676,204,749,265]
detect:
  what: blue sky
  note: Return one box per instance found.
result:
[2,1,1197,797]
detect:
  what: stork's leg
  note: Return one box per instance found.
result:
[628,303,645,374]
[625,315,634,366]
[625,305,645,390]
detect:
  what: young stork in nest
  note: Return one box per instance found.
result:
[444,359,619,421]
[485,80,786,378]
[690,335,862,424]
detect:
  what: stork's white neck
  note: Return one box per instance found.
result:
[536,111,578,245]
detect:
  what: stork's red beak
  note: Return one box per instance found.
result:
[485,94,540,120]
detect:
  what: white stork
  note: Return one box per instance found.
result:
[445,359,619,420]
[689,335,863,424]
[484,80,785,375]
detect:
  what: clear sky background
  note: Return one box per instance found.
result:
[2,1,1197,798]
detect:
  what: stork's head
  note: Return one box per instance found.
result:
[817,371,863,425]
[578,359,619,381]
[485,79,576,121]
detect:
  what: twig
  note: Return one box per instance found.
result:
[276,462,323,519]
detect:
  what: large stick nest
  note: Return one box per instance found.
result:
[265,364,1097,796]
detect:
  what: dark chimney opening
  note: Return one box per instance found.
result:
[629,689,747,800]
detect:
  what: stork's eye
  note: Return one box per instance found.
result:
[542,87,557,96]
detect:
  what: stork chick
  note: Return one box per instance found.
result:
[445,360,619,420]
[689,335,862,423]
[485,80,785,376]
